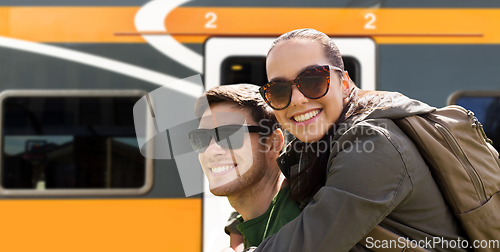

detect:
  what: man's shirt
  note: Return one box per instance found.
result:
[236,185,301,248]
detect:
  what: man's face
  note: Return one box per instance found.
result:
[197,102,270,196]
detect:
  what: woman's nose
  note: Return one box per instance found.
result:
[289,85,308,106]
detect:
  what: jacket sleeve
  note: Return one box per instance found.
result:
[255,123,415,252]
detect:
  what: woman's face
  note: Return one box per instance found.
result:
[266,39,345,143]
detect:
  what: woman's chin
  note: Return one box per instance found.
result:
[295,133,325,143]
[291,123,329,143]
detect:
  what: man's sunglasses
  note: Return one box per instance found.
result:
[259,65,343,110]
[189,125,269,153]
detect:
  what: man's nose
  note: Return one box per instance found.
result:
[204,137,226,156]
[289,85,308,106]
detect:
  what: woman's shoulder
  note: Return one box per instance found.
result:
[334,118,400,145]
[336,117,416,149]
[324,118,416,199]
[329,117,428,184]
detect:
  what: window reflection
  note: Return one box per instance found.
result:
[2,97,145,190]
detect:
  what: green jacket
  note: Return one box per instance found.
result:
[256,93,467,252]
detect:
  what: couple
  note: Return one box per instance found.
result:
[190,29,467,252]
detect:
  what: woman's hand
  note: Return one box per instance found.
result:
[229,233,244,252]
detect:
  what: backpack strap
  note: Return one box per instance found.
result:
[359,225,430,252]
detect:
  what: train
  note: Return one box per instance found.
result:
[0,0,499,251]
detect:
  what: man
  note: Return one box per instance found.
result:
[190,84,301,251]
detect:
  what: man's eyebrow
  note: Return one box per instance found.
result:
[269,64,321,82]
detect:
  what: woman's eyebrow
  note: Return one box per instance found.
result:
[269,76,287,82]
[269,64,321,82]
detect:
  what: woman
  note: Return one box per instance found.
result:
[250,29,467,251]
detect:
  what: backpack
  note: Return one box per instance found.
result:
[369,105,500,252]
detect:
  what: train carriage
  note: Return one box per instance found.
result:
[0,0,499,251]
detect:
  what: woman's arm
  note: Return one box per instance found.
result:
[229,233,244,252]
[224,211,244,251]
[255,122,414,251]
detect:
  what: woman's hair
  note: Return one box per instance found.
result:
[270,29,388,202]
[268,28,344,72]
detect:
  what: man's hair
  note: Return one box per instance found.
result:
[194,84,281,132]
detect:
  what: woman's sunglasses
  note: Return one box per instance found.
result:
[259,65,343,110]
[189,125,269,153]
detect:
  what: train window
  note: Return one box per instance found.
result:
[448,91,500,152]
[343,56,361,86]
[205,37,375,91]
[220,56,360,86]
[221,57,267,86]
[0,90,153,196]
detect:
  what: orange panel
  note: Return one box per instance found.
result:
[1,7,499,44]
[164,8,498,44]
[0,199,201,252]
[0,7,145,43]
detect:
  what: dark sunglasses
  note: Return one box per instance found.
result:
[189,125,269,153]
[259,65,343,110]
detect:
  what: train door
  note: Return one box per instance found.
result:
[203,37,376,252]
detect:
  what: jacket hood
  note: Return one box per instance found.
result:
[350,91,436,123]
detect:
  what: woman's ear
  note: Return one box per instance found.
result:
[342,71,351,97]
[342,71,350,90]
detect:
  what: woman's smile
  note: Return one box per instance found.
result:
[290,108,322,123]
